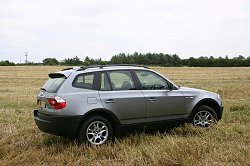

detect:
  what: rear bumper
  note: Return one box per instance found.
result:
[34,110,82,137]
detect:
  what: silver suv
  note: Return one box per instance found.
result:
[34,65,223,145]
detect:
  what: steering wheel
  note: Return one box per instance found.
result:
[150,84,164,90]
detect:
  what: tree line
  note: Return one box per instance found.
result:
[1,53,250,67]
[110,53,250,67]
[0,60,15,66]
[42,56,109,66]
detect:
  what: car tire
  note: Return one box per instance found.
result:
[191,105,218,128]
[78,116,113,145]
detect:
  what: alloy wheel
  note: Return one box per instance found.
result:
[86,121,109,145]
[193,110,215,128]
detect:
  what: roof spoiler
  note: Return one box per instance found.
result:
[48,73,66,78]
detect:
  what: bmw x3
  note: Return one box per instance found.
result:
[34,65,223,145]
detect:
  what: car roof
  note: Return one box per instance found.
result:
[60,65,150,74]
[49,65,150,78]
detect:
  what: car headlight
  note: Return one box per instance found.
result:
[217,94,221,100]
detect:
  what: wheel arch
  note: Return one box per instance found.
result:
[191,98,222,120]
[77,108,121,135]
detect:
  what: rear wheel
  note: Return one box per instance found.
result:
[78,116,113,145]
[192,105,218,128]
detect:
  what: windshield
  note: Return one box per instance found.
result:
[42,76,66,93]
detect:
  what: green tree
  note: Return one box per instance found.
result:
[83,56,91,66]
[62,56,83,66]
[42,58,59,66]
[0,60,15,66]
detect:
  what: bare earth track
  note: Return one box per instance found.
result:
[0,66,249,165]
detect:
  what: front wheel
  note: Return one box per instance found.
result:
[78,116,113,145]
[192,105,218,128]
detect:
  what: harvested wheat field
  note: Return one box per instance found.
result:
[0,66,250,166]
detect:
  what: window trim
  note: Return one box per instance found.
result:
[72,72,99,90]
[98,69,140,91]
[132,69,175,91]
[98,71,113,91]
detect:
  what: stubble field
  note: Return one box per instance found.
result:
[0,66,250,165]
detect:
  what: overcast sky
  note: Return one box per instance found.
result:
[0,0,250,63]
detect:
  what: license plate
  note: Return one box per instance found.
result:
[37,100,46,108]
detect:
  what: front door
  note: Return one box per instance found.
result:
[134,70,185,122]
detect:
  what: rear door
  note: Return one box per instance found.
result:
[99,70,146,125]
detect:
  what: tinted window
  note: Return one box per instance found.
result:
[42,77,65,93]
[73,73,94,89]
[135,70,170,90]
[100,72,112,91]
[107,70,135,91]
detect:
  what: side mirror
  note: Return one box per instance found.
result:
[169,83,174,91]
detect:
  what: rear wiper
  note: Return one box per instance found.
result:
[40,88,46,91]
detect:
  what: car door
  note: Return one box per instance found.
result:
[134,70,185,122]
[98,70,146,125]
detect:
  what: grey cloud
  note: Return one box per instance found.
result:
[0,0,250,62]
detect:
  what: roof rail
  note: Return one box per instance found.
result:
[76,64,149,71]
[61,67,81,71]
[61,67,73,71]
[109,64,149,68]
[77,65,105,71]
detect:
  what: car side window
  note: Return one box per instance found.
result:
[135,70,170,90]
[107,70,135,91]
[100,72,112,91]
[72,73,94,89]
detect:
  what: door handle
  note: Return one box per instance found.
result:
[105,99,115,103]
[147,97,156,102]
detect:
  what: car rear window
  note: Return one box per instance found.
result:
[42,74,66,93]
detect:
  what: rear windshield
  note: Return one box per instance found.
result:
[42,75,66,93]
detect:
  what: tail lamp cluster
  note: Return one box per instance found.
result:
[47,96,66,110]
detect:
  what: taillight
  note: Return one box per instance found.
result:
[47,96,66,110]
